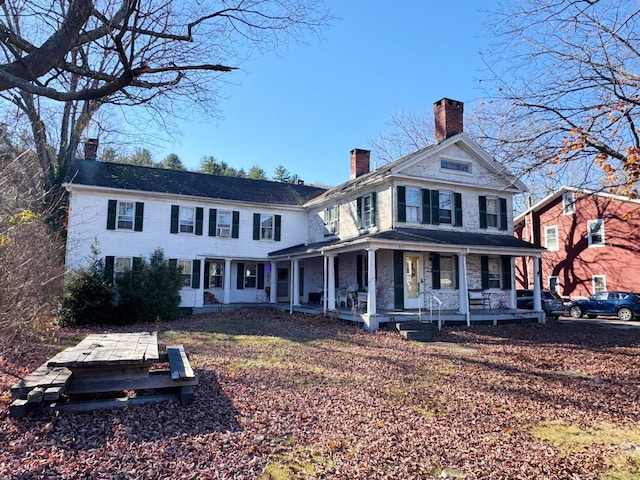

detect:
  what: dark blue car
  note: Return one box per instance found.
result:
[566,291,640,321]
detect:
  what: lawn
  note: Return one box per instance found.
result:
[2,309,640,479]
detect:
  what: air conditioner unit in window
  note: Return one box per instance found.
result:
[218,227,231,237]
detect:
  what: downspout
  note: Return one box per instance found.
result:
[289,258,293,314]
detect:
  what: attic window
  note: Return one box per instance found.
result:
[441,160,471,173]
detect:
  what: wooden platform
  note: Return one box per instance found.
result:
[9,332,198,418]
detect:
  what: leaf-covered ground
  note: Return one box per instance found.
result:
[2,309,640,479]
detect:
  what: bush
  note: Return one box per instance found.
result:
[59,247,182,326]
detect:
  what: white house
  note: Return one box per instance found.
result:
[64,98,544,331]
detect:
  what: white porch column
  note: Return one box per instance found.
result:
[293,259,300,306]
[223,258,232,304]
[196,258,206,308]
[458,253,470,326]
[327,255,336,310]
[533,255,542,312]
[269,261,277,303]
[509,256,516,309]
[363,248,379,332]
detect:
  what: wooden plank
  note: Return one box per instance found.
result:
[166,345,195,380]
[11,366,72,399]
[179,386,195,405]
[64,370,198,395]
[50,393,181,413]
[9,399,30,418]
[27,387,44,403]
[44,386,66,401]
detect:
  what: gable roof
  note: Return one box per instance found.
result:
[308,133,527,205]
[64,159,327,206]
[514,186,640,224]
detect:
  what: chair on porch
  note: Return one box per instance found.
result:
[352,292,367,314]
[468,289,489,309]
[336,288,348,308]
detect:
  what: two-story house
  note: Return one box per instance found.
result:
[64,98,544,331]
[515,186,640,301]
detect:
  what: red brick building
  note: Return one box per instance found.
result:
[515,187,640,300]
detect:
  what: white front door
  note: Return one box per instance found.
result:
[404,254,421,309]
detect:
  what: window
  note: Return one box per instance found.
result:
[217,210,231,237]
[488,257,501,289]
[115,257,132,274]
[406,188,420,222]
[440,255,455,289]
[363,195,373,228]
[117,202,134,230]
[486,198,498,228]
[587,219,605,246]
[260,214,274,240]
[549,276,560,294]
[592,275,606,293]
[545,226,559,251]
[179,207,195,233]
[439,191,453,224]
[562,191,575,215]
[357,193,376,230]
[209,261,224,288]
[177,260,192,287]
[441,159,471,173]
[325,205,340,235]
[244,263,257,288]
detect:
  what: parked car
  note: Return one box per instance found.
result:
[565,291,640,321]
[516,289,565,320]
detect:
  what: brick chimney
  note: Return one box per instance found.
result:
[84,138,99,160]
[434,98,463,143]
[350,148,370,179]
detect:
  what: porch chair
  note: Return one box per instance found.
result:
[468,289,489,309]
[336,288,348,308]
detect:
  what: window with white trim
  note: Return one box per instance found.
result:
[177,260,192,287]
[362,195,373,229]
[209,261,224,288]
[440,255,456,289]
[244,263,257,288]
[406,188,420,222]
[545,225,559,251]
[488,257,501,289]
[217,210,232,237]
[549,276,560,294]
[115,257,132,274]
[325,205,339,235]
[587,219,605,246]
[562,192,575,215]
[117,202,134,230]
[441,159,471,173]
[179,207,195,233]
[439,191,453,224]
[486,198,499,228]
[592,275,606,293]
[260,214,274,240]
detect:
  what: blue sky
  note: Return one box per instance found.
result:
[154,1,501,187]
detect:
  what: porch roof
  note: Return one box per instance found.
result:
[268,227,544,258]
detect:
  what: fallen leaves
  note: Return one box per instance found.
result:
[2,311,640,478]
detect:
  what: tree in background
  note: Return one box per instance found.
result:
[273,165,291,182]
[248,166,268,180]
[483,0,640,200]
[160,153,186,171]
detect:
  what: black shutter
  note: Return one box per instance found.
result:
[393,251,404,309]
[253,213,260,240]
[170,205,179,233]
[104,256,115,284]
[169,258,177,269]
[203,261,210,289]
[237,263,245,289]
[357,254,364,290]
[208,209,217,237]
[422,189,431,224]
[454,255,460,289]
[479,196,487,229]
[107,200,117,230]
[499,198,508,231]
[397,186,406,222]
[334,257,340,288]
[274,215,281,241]
[257,263,265,289]
[501,256,512,290]
[454,193,462,227]
[370,192,377,227]
[356,197,363,229]
[232,211,240,238]
[481,255,489,290]
[431,253,441,290]
[431,189,440,225]
[195,207,204,236]
[132,257,143,271]
[134,202,144,232]
[191,260,201,288]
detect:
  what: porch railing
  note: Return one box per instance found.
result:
[419,291,443,330]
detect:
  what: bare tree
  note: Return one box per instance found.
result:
[482,0,640,200]
[0,0,329,193]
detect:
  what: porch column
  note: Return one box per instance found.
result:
[363,248,379,332]
[196,258,206,308]
[458,253,470,326]
[508,256,516,309]
[269,261,277,303]
[223,258,232,304]
[533,255,542,312]
[322,255,328,313]
[293,259,301,306]
[327,255,336,311]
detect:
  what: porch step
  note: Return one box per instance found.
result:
[395,321,436,342]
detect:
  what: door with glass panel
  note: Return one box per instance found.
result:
[404,254,421,309]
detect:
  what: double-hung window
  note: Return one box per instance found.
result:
[177,260,192,287]
[562,192,575,215]
[260,215,273,240]
[545,226,559,251]
[587,219,604,246]
[486,198,499,228]
[488,257,501,289]
[209,261,224,288]
[244,263,257,288]
[440,255,455,289]
[325,206,340,235]
[406,188,420,222]
[179,207,195,233]
[217,210,232,237]
[357,192,376,230]
[117,202,134,230]
[439,192,453,224]
[592,275,606,293]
